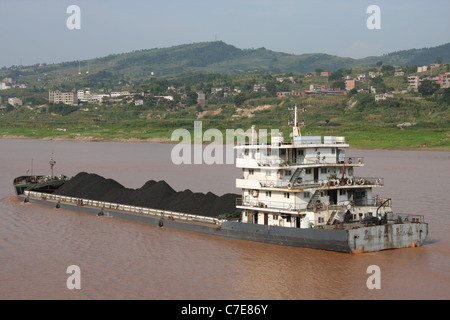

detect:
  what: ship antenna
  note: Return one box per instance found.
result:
[290,105,301,138]
[49,154,56,178]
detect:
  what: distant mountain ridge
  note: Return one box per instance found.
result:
[91,41,450,76]
[6,41,450,80]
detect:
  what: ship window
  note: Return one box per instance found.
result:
[304,192,311,198]
[284,193,290,198]
[266,191,271,197]
[245,149,249,155]
[321,168,327,174]
[248,169,254,175]
[284,170,291,176]
[272,214,278,220]
[298,149,304,155]
[305,169,311,174]
[339,189,346,195]
[332,148,336,154]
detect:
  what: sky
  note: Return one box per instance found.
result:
[0,0,449,68]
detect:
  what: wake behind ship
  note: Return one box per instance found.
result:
[13,107,428,253]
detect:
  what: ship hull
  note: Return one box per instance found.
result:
[17,193,428,253]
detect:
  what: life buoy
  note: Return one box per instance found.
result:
[297,178,302,184]
[287,182,292,189]
[358,179,364,185]
[347,178,352,185]
[252,190,259,197]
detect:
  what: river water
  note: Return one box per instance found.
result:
[0,139,448,300]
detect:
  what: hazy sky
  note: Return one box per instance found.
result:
[1,0,449,68]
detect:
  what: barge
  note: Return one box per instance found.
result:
[13,108,428,253]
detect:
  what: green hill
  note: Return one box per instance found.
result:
[2,41,449,85]
[96,41,450,75]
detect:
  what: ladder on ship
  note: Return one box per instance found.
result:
[290,168,304,186]
[327,211,337,225]
[307,190,321,210]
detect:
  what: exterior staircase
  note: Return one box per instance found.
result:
[307,190,321,210]
[290,168,304,185]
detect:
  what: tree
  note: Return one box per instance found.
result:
[329,69,344,81]
[440,88,450,105]
[233,93,246,107]
[381,65,394,73]
[331,81,345,90]
[418,80,439,96]
[185,91,198,106]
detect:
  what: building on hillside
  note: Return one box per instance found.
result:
[407,76,420,91]
[110,91,131,98]
[375,93,394,101]
[430,63,441,70]
[417,66,428,73]
[320,71,332,77]
[197,91,205,106]
[8,97,22,107]
[253,83,267,92]
[345,78,358,91]
[369,72,383,78]
[357,73,367,81]
[305,90,346,96]
[438,73,450,89]
[48,90,78,106]
[276,91,304,98]
[0,83,11,90]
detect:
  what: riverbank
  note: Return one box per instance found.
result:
[2,131,449,151]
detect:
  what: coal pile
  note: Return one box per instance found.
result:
[54,172,239,217]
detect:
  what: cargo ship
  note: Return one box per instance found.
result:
[13,108,428,253]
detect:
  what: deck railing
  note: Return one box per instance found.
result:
[257,177,383,189]
[24,190,221,225]
[239,156,365,167]
[236,197,304,211]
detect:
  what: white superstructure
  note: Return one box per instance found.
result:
[235,106,389,229]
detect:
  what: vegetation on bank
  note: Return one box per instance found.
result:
[0,64,449,151]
